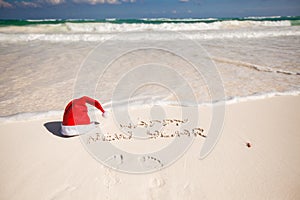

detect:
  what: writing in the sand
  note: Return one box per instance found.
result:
[120,118,188,129]
[87,118,205,144]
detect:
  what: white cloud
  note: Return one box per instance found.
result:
[73,0,136,5]
[44,0,65,5]
[73,0,121,4]
[13,0,65,7]
[106,0,121,4]
[1,0,135,8]
[0,0,13,8]
[16,1,41,8]
[179,0,189,2]
[122,0,136,2]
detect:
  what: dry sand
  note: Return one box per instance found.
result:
[0,95,300,200]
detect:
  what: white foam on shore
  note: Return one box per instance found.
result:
[0,28,299,42]
[0,20,292,34]
[0,110,63,123]
[223,90,300,105]
[1,91,299,123]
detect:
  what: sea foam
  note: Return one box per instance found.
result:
[0,18,297,42]
[0,28,299,42]
[0,90,299,123]
[0,20,292,34]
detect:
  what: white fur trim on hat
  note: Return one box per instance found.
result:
[61,122,99,136]
[102,111,109,118]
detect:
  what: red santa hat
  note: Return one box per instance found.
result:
[61,96,108,136]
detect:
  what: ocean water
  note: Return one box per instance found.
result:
[0,16,299,121]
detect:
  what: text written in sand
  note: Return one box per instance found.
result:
[87,118,205,144]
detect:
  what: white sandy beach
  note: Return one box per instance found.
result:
[0,95,299,200]
[1,16,300,199]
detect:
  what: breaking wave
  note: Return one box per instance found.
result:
[0,20,293,34]
[0,28,299,42]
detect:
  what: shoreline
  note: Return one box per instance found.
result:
[1,92,299,123]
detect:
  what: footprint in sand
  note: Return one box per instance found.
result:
[104,154,124,167]
[149,177,165,188]
[139,155,163,169]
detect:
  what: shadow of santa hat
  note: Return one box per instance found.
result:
[61,96,108,136]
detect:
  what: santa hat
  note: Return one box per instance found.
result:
[61,96,108,136]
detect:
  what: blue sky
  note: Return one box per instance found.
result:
[0,0,299,19]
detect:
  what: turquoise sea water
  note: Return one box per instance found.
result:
[0,16,299,119]
[0,16,299,26]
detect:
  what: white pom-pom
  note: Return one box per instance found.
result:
[102,111,109,118]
